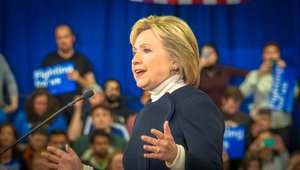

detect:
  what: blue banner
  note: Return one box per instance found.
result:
[33,62,76,94]
[223,126,245,159]
[268,66,296,113]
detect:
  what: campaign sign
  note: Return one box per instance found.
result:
[33,62,76,94]
[268,66,296,113]
[223,126,245,159]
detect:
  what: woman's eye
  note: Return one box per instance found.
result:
[132,51,136,56]
[144,49,151,53]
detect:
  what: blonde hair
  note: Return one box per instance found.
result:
[130,15,200,87]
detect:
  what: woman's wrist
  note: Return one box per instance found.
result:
[166,144,185,170]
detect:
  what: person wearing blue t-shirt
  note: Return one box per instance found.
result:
[14,88,67,143]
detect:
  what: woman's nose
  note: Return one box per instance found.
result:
[131,53,141,65]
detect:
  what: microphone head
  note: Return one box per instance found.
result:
[81,90,94,99]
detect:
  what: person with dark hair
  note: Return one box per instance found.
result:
[0,122,24,170]
[41,24,96,123]
[72,105,127,157]
[103,79,135,124]
[81,130,113,170]
[248,131,289,170]
[198,44,248,107]
[221,86,253,170]
[242,151,262,170]
[221,86,252,127]
[13,88,67,144]
[68,84,106,142]
[240,41,299,149]
[49,130,69,149]
[246,108,272,148]
[22,127,48,170]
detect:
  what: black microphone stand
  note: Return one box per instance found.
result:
[0,96,84,155]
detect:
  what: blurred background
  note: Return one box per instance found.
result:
[1,0,300,169]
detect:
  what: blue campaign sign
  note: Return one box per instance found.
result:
[33,62,76,94]
[223,126,245,159]
[268,66,296,113]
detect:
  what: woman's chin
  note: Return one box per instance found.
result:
[136,81,149,90]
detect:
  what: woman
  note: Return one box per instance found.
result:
[14,88,67,143]
[199,44,248,107]
[41,15,224,170]
[0,122,23,170]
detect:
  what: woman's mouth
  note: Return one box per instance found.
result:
[135,69,146,78]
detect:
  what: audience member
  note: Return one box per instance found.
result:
[41,24,96,123]
[106,150,124,170]
[72,105,127,157]
[221,86,252,128]
[246,108,272,148]
[67,84,105,142]
[221,86,253,170]
[22,127,48,170]
[242,151,262,170]
[13,88,67,143]
[248,131,289,170]
[48,130,69,149]
[0,54,18,121]
[81,129,113,170]
[198,44,248,106]
[0,122,24,170]
[240,42,299,149]
[104,79,135,124]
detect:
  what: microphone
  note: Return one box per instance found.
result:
[81,90,94,100]
[0,90,94,155]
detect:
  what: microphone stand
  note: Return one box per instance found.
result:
[0,97,83,155]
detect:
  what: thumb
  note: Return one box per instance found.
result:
[163,121,172,136]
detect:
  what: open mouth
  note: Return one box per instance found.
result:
[135,69,146,77]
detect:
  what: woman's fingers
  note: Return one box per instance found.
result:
[151,128,164,139]
[141,135,157,145]
[144,152,161,159]
[143,144,164,153]
[163,121,172,137]
[141,122,178,162]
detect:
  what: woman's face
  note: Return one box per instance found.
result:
[33,94,48,116]
[132,29,174,91]
[0,125,15,147]
[200,46,218,66]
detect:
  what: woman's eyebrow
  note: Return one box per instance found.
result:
[133,43,151,50]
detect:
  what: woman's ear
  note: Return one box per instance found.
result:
[170,58,180,71]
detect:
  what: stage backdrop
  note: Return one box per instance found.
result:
[1,0,300,143]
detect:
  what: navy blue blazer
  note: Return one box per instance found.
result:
[123,85,224,170]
